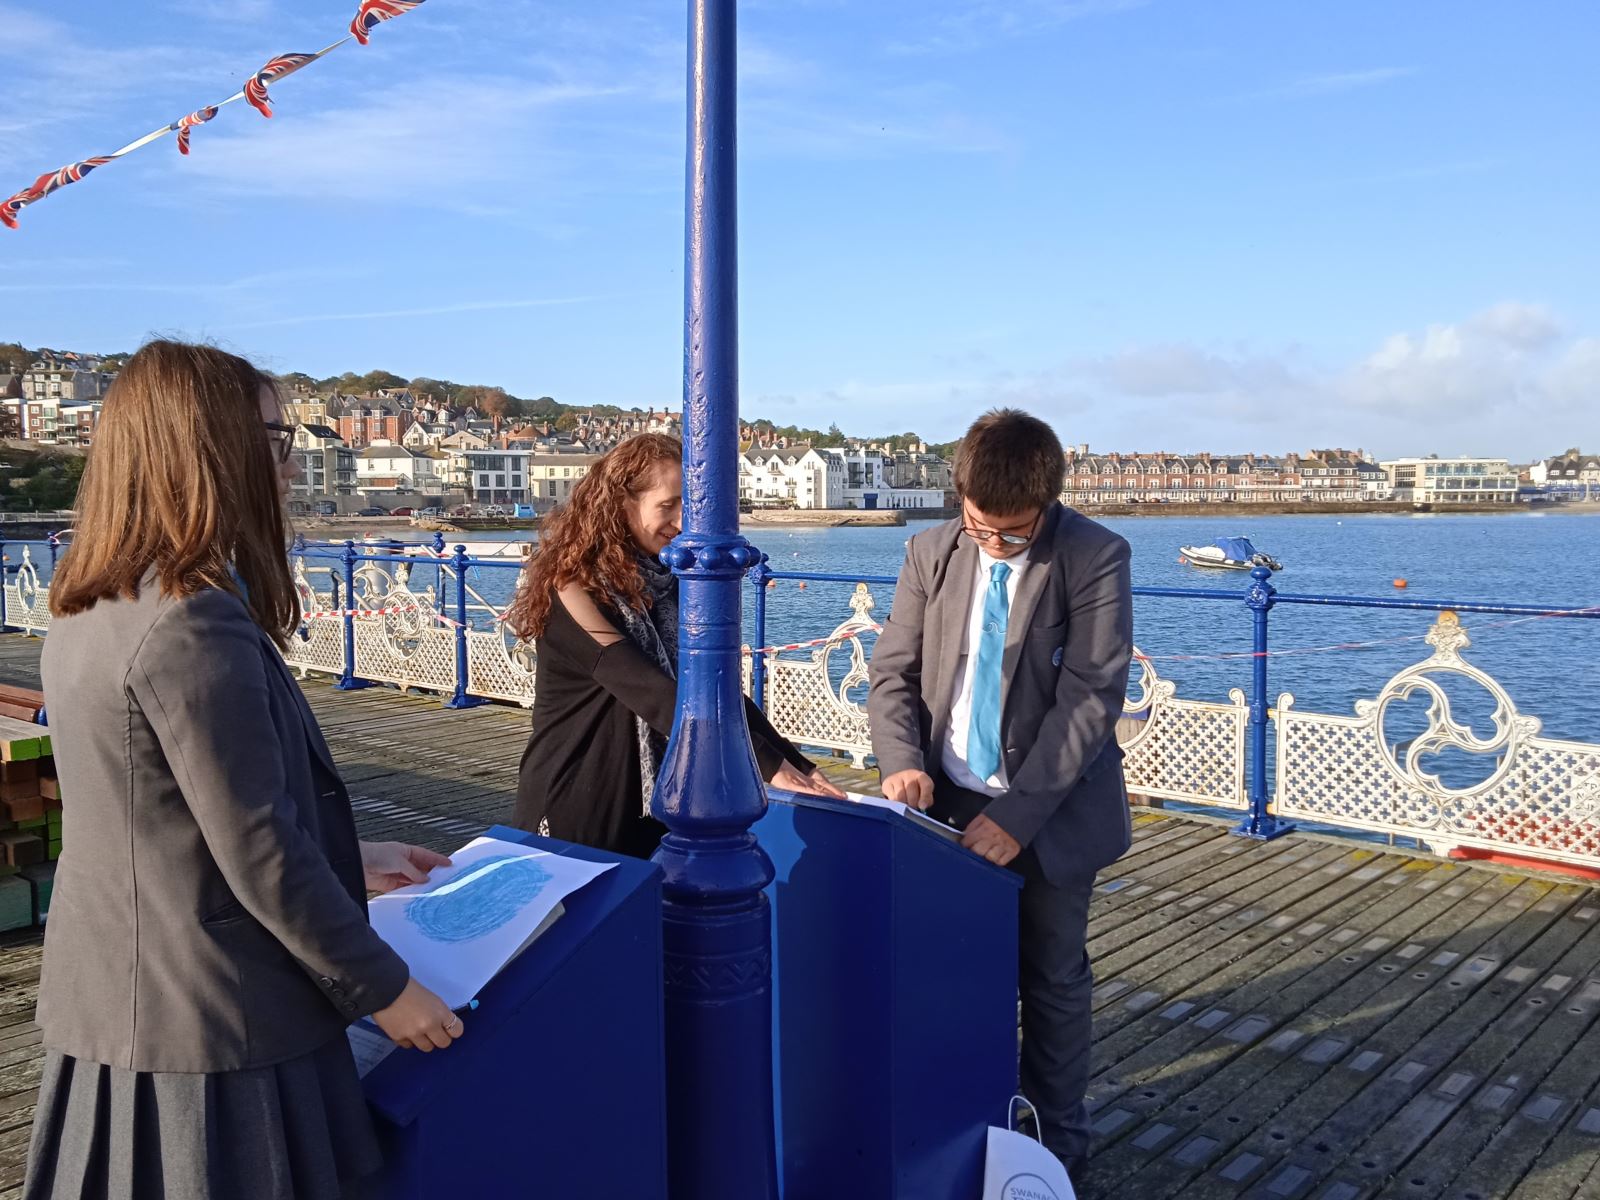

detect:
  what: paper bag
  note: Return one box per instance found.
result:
[982,1096,1077,1200]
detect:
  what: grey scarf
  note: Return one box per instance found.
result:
[608,553,679,815]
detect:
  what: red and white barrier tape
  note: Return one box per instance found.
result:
[743,625,883,657]
[301,606,406,620]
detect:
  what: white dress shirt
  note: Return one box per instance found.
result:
[941,548,1029,796]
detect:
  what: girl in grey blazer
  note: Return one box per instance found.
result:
[25,341,462,1200]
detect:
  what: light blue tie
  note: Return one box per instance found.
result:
[966,561,1011,783]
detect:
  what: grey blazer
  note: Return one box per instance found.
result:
[38,582,409,1073]
[867,503,1134,883]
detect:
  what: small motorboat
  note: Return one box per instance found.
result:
[1179,536,1282,572]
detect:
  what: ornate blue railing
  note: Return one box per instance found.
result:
[4,531,1598,870]
[745,559,1600,867]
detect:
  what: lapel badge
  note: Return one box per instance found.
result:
[1052,647,1064,668]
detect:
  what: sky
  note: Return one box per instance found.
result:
[1,0,1596,459]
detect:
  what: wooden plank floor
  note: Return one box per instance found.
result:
[1,634,1599,1198]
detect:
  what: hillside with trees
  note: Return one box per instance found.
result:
[1,340,958,456]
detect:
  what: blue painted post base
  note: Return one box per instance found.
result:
[334,677,375,692]
[658,870,780,1200]
[443,693,488,710]
[1231,814,1296,841]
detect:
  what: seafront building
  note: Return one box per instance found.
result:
[1380,456,1519,504]
[289,425,358,506]
[1529,448,1600,499]
[1058,447,1384,505]
[737,446,945,510]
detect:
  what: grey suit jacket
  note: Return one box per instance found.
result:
[867,503,1134,883]
[38,582,409,1072]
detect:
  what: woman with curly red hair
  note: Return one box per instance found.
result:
[506,433,841,857]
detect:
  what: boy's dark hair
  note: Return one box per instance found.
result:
[953,408,1065,514]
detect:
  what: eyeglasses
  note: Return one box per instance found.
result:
[961,509,1041,547]
[264,421,294,465]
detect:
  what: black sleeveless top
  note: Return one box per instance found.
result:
[511,594,813,858]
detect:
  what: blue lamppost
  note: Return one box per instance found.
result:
[651,0,779,1197]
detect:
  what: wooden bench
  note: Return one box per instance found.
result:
[0,683,44,725]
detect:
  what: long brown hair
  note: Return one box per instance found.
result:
[49,339,300,647]
[505,433,681,639]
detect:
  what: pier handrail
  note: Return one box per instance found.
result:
[5,531,1596,867]
[747,559,1598,844]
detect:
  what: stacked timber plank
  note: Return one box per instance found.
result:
[0,716,57,932]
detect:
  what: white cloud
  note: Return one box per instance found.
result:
[219,295,603,331]
[166,0,275,22]
[1279,66,1417,97]
[172,76,629,212]
[1226,66,1419,105]
[888,0,1150,56]
[764,303,1600,457]
[1466,301,1563,350]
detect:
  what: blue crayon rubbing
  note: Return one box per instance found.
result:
[404,855,553,943]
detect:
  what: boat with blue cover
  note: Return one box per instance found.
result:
[1179,535,1283,571]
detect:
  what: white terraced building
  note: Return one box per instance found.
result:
[1380,457,1519,504]
[738,447,944,510]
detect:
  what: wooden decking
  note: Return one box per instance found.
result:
[2,634,1599,1198]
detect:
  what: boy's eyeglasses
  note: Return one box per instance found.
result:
[264,421,295,464]
[960,510,1040,547]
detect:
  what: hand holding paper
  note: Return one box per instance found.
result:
[882,769,935,810]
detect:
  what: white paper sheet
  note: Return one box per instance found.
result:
[842,791,965,843]
[367,837,615,1009]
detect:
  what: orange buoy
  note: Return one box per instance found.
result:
[766,579,777,588]
[797,582,807,589]
[1393,578,1408,589]
[1178,556,1188,565]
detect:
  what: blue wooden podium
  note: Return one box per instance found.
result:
[361,827,667,1199]
[757,793,1024,1200]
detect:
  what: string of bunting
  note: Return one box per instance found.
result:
[2,1,426,231]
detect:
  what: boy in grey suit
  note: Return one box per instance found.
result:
[867,408,1133,1176]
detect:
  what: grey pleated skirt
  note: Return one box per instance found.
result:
[23,1036,382,1200]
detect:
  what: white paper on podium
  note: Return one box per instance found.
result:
[842,791,965,843]
[367,836,615,1010]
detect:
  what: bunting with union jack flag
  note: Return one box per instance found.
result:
[351,0,427,46]
[2,0,433,232]
[1,157,114,230]
[245,52,323,119]
[173,106,219,155]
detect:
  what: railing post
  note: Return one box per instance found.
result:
[750,550,771,709]
[1233,564,1292,840]
[289,534,306,634]
[433,531,448,620]
[652,1,779,1195]
[335,540,372,692]
[445,544,486,709]
[0,530,8,634]
[47,533,59,576]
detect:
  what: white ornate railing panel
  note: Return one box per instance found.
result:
[1120,653,1249,811]
[1275,612,1600,869]
[743,582,1251,811]
[346,562,458,695]
[282,555,538,706]
[284,561,344,678]
[3,549,53,636]
[744,582,878,769]
[465,629,537,707]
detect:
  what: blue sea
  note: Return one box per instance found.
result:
[25,511,1591,756]
[392,510,1598,749]
[745,512,1600,751]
